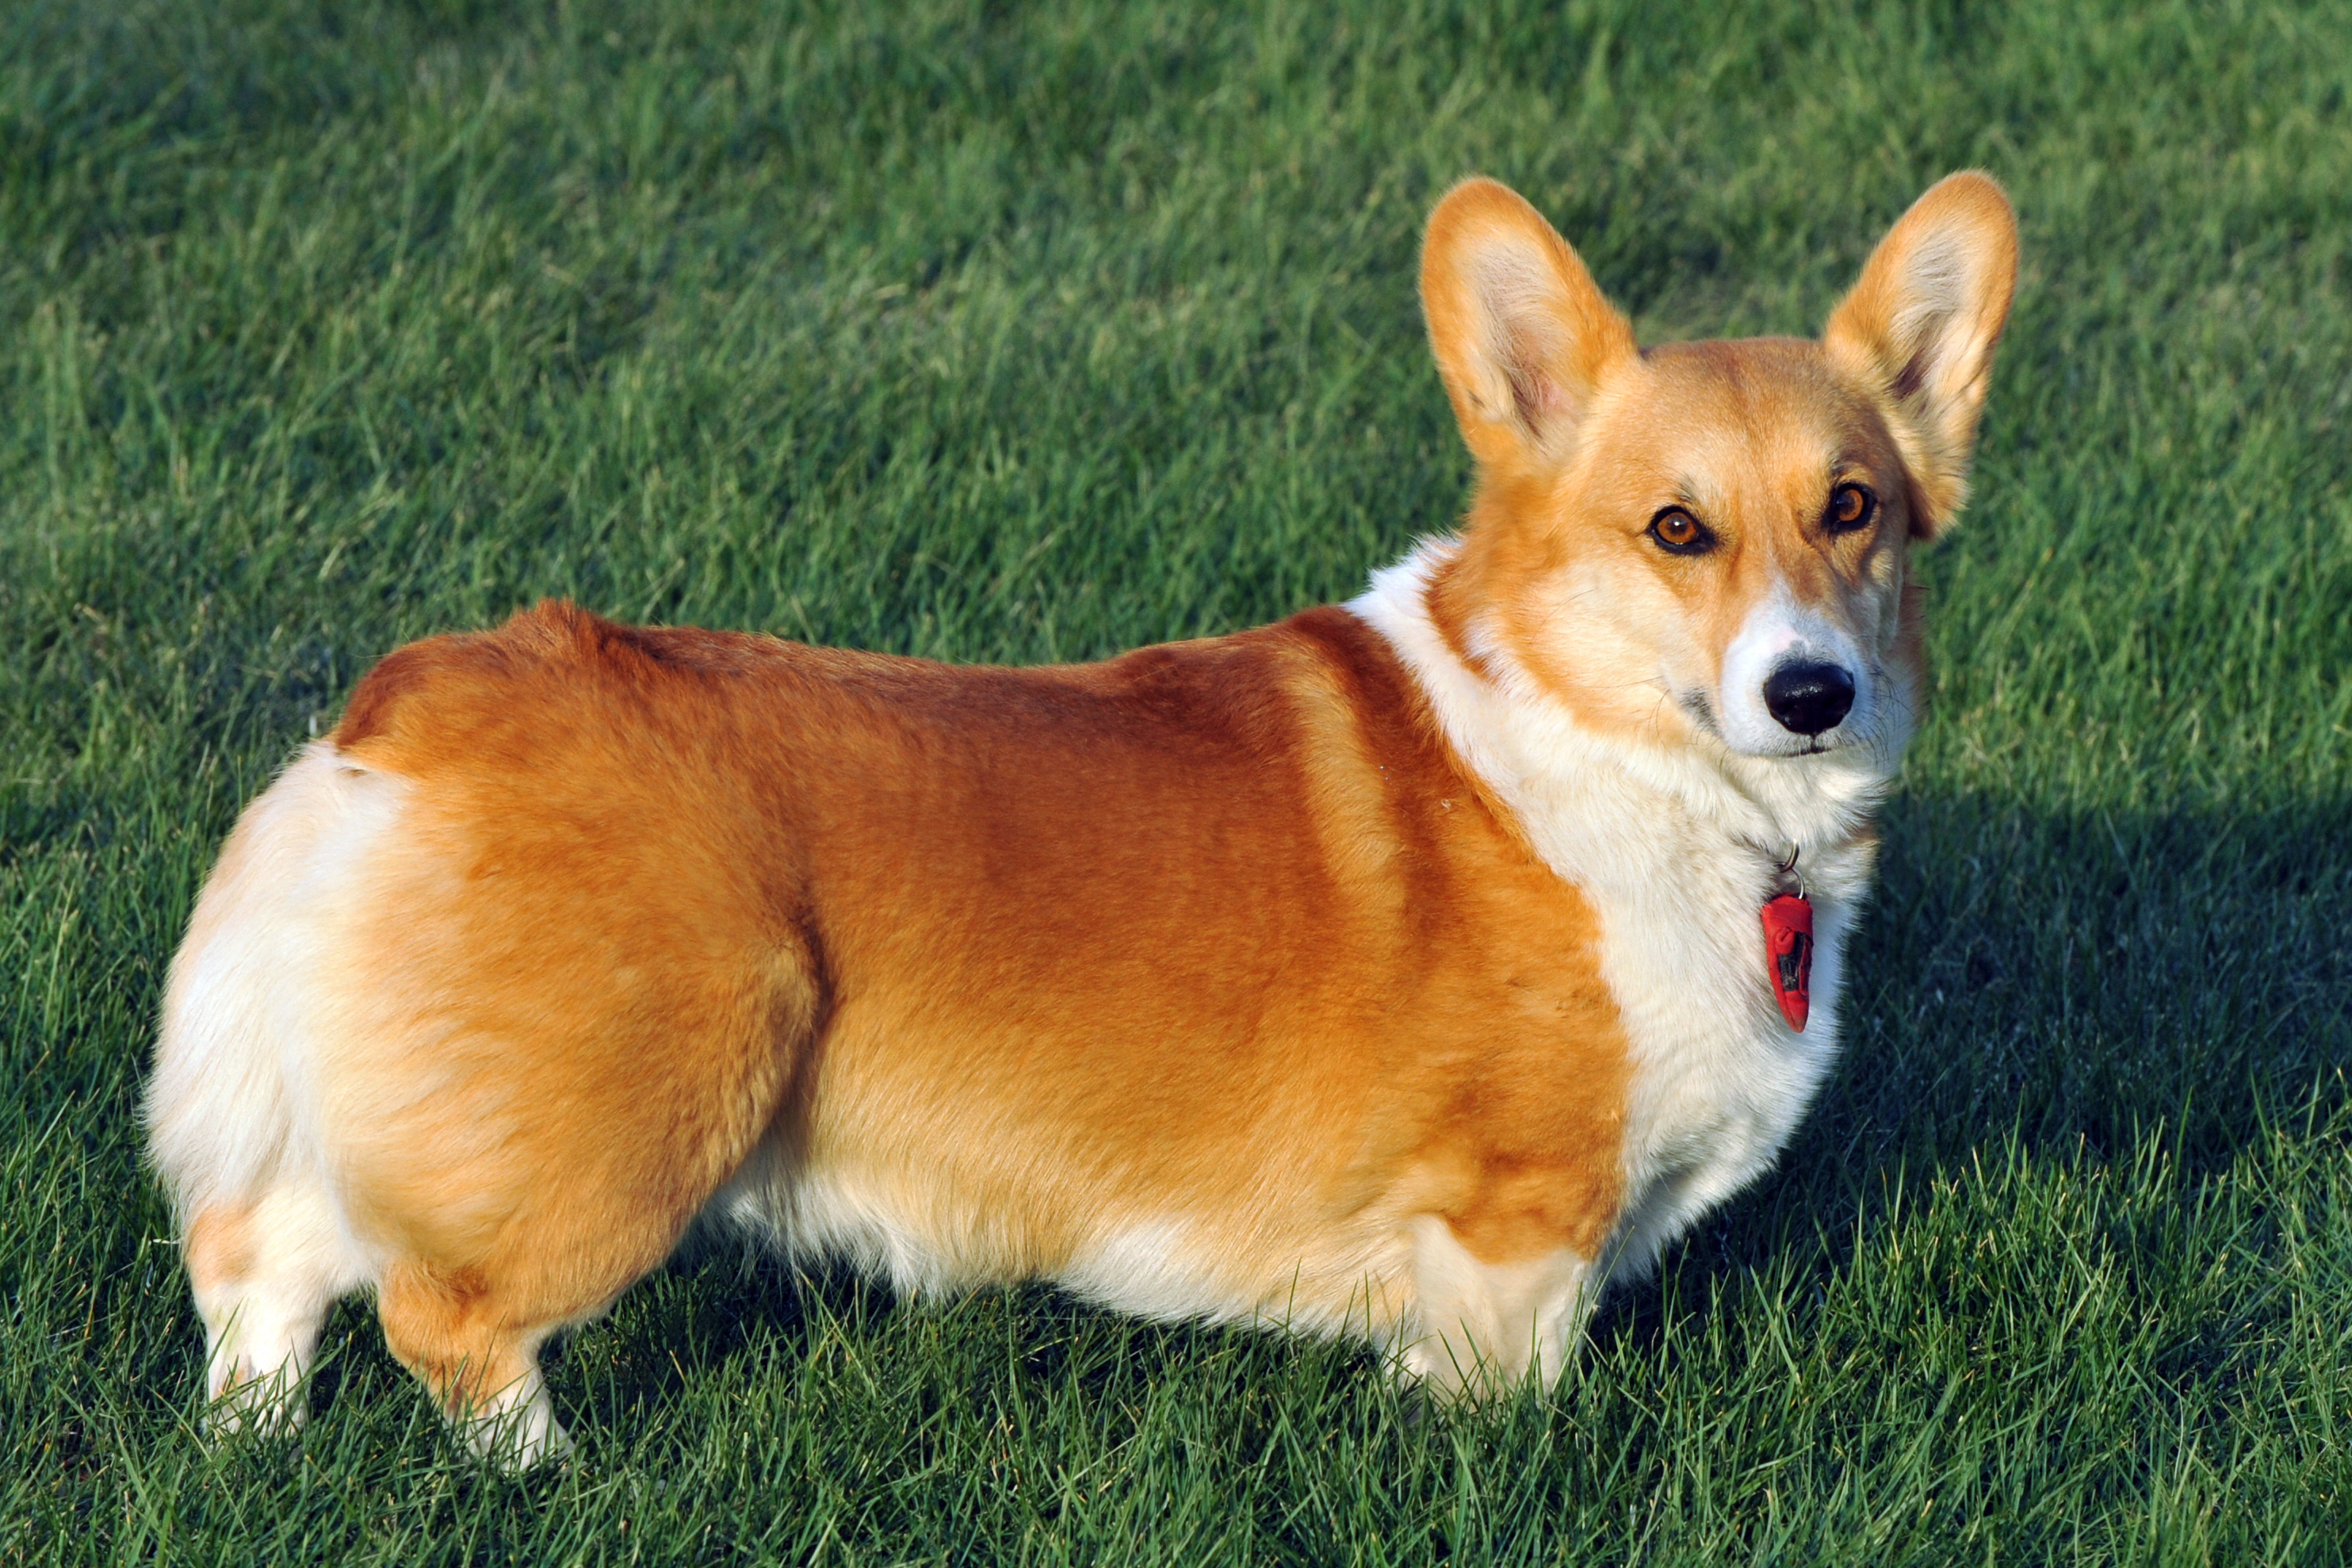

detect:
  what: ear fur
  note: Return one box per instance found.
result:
[1823,171,2017,535]
[1421,179,1636,472]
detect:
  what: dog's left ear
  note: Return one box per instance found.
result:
[1824,171,2017,537]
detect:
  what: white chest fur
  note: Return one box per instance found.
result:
[1350,543,1892,1282]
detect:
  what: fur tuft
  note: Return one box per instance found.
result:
[147,746,406,1218]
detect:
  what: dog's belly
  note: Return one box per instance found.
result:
[704,1112,1419,1338]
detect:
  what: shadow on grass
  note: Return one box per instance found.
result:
[1811,786,2351,1204]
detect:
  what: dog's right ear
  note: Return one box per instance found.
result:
[1421,179,1636,473]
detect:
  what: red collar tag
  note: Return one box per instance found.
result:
[1761,893,1814,1031]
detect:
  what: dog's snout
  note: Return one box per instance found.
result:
[1762,661,1855,736]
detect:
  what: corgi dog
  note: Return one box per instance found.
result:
[148,172,2015,1463]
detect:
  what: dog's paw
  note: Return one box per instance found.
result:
[461,1386,574,1472]
[203,1360,311,1442]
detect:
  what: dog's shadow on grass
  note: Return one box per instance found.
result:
[528,1250,1343,1446]
[1831,788,2347,1172]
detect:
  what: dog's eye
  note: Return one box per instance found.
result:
[1647,507,1714,556]
[1826,483,1876,534]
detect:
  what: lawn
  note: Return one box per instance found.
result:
[3,1,2349,1562]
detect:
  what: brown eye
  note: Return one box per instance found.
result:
[1827,483,1876,534]
[1648,507,1713,555]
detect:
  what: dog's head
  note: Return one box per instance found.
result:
[1418,174,2015,771]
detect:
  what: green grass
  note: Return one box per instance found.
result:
[3,0,2349,1561]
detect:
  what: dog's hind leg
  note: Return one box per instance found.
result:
[374,1256,576,1466]
[185,1180,368,1434]
[359,1067,794,1469]
[332,886,824,1467]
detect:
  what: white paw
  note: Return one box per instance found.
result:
[461,1386,574,1470]
[204,1357,311,1440]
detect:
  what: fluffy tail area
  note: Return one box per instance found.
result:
[146,744,390,1431]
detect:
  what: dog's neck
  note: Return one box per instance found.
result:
[1348,538,1895,904]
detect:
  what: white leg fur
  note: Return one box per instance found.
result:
[194,1180,369,1435]
[1399,1215,1596,1399]
[452,1347,572,1468]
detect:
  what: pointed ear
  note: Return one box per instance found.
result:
[1421,178,1637,472]
[1823,171,2017,534]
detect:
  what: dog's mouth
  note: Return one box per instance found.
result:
[1765,735,1847,760]
[1772,731,1852,759]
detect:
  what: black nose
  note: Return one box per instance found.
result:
[1762,661,1856,736]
